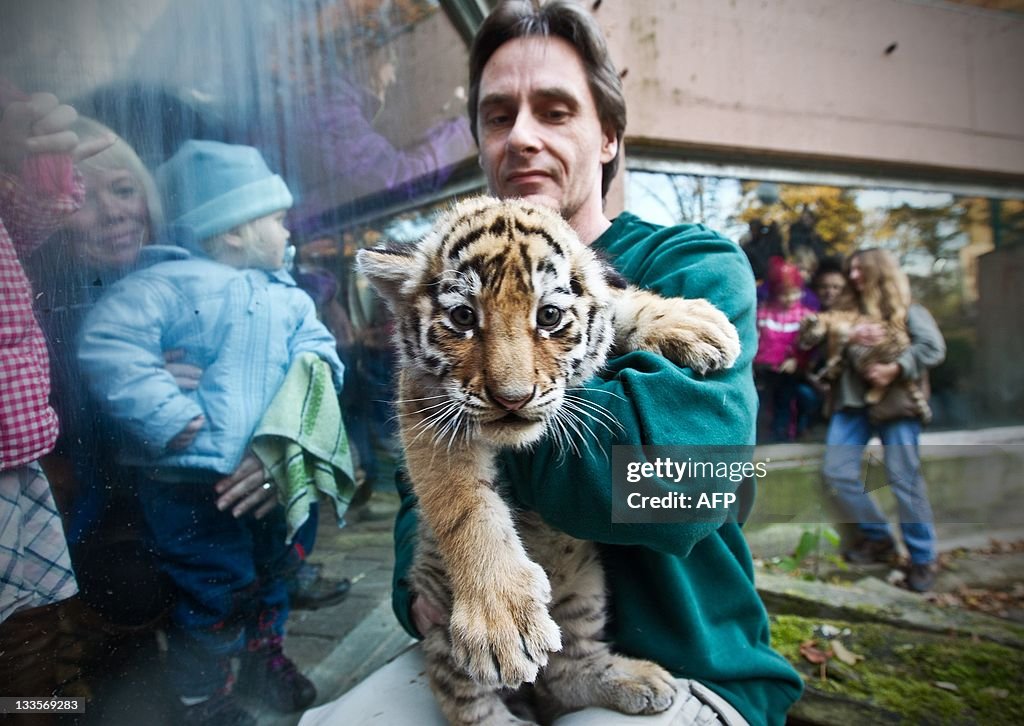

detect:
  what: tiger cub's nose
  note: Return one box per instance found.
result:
[487,386,536,412]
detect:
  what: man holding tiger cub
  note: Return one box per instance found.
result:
[317,1,803,724]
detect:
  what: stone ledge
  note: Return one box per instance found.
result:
[757,571,1024,648]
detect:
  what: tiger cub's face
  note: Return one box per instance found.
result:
[357,196,619,449]
[797,314,829,350]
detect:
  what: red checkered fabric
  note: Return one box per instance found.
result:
[0,167,82,470]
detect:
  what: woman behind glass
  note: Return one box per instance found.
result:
[26,117,168,624]
[822,248,946,592]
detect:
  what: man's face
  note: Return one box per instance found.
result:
[476,36,617,236]
[815,271,845,310]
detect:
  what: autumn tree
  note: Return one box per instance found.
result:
[737,183,864,257]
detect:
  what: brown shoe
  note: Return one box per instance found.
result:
[843,536,897,565]
[288,562,351,611]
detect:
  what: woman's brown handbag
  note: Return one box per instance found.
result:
[867,371,931,425]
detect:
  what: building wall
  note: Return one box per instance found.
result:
[976,243,1024,420]
[597,0,1024,181]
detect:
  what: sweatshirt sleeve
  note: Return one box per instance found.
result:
[77,273,204,454]
[896,303,946,380]
[391,469,422,638]
[502,223,759,559]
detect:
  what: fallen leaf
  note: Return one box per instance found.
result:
[830,639,864,666]
[799,639,831,665]
[934,681,959,692]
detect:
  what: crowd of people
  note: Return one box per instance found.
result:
[748,221,945,592]
[1,0,951,724]
[0,86,400,724]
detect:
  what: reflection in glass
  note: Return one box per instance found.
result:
[627,169,1024,429]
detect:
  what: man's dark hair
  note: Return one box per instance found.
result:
[468,0,627,198]
[812,255,845,286]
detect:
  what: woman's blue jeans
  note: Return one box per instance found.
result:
[822,409,937,564]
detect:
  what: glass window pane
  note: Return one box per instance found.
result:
[628,168,1024,431]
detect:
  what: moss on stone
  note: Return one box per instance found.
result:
[771,614,1024,724]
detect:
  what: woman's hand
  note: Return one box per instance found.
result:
[864,361,900,388]
[0,92,114,172]
[849,322,886,347]
[214,451,278,519]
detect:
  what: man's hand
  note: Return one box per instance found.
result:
[0,92,114,172]
[411,593,447,637]
[777,357,797,375]
[849,322,886,347]
[168,414,205,451]
[864,361,900,388]
[214,451,278,519]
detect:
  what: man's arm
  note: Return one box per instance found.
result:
[392,469,423,637]
[502,225,758,558]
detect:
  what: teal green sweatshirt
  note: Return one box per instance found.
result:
[392,212,803,725]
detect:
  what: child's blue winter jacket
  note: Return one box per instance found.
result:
[78,245,345,476]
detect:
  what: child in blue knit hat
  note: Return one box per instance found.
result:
[77,140,344,725]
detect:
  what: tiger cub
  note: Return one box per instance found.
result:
[357,196,741,724]
[799,310,931,423]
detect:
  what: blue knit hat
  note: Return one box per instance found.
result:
[157,140,293,249]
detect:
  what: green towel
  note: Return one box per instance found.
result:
[252,352,355,543]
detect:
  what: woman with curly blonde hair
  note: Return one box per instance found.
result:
[822,248,946,592]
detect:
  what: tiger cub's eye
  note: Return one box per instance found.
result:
[537,305,563,329]
[449,305,476,329]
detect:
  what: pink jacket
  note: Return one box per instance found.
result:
[754,302,814,370]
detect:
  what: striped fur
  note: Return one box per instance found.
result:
[799,310,930,423]
[357,196,740,724]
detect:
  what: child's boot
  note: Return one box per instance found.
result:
[238,634,316,712]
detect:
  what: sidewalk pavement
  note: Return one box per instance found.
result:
[256,492,414,726]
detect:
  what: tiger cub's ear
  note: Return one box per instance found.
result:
[356,243,419,306]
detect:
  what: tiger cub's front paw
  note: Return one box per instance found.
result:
[598,655,678,715]
[616,290,741,374]
[449,560,561,688]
